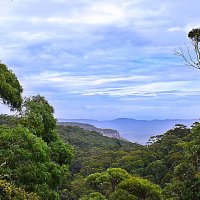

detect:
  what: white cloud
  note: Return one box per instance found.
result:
[168,27,182,32]
[22,71,155,89]
[71,81,200,97]
[21,71,200,99]
[1,0,200,120]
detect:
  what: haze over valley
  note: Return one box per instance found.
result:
[58,118,197,144]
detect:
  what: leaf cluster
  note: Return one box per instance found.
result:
[0,63,23,110]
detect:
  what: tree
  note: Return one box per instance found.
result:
[80,192,107,200]
[117,177,162,200]
[145,160,167,184]
[85,168,131,196]
[20,95,74,166]
[0,63,23,110]
[163,124,200,199]
[0,125,62,199]
[176,27,200,69]
[0,64,74,199]
[109,189,137,200]
[0,179,39,200]
[84,168,162,200]
[49,138,74,166]
[21,95,58,143]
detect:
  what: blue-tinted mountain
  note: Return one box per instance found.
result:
[58,118,198,144]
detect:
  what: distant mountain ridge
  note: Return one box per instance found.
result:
[58,122,122,140]
[58,118,198,144]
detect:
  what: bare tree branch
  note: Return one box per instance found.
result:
[175,47,199,69]
[176,27,200,69]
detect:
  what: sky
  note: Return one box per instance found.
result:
[1,0,200,120]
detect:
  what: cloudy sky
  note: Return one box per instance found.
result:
[1,0,200,120]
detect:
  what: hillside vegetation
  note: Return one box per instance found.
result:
[58,125,141,176]
[56,123,198,199]
[58,122,122,139]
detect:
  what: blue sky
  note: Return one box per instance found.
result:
[1,0,200,120]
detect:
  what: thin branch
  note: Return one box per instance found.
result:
[175,46,200,69]
[185,43,197,66]
[195,41,200,63]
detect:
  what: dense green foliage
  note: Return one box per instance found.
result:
[79,168,162,199]
[0,63,23,110]
[56,122,198,199]
[0,63,74,199]
[1,112,197,199]
[0,116,73,199]
[20,95,74,166]
[58,125,141,176]
[0,179,38,200]
[163,123,200,199]
[21,95,58,143]
[0,125,67,199]
[0,114,18,127]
